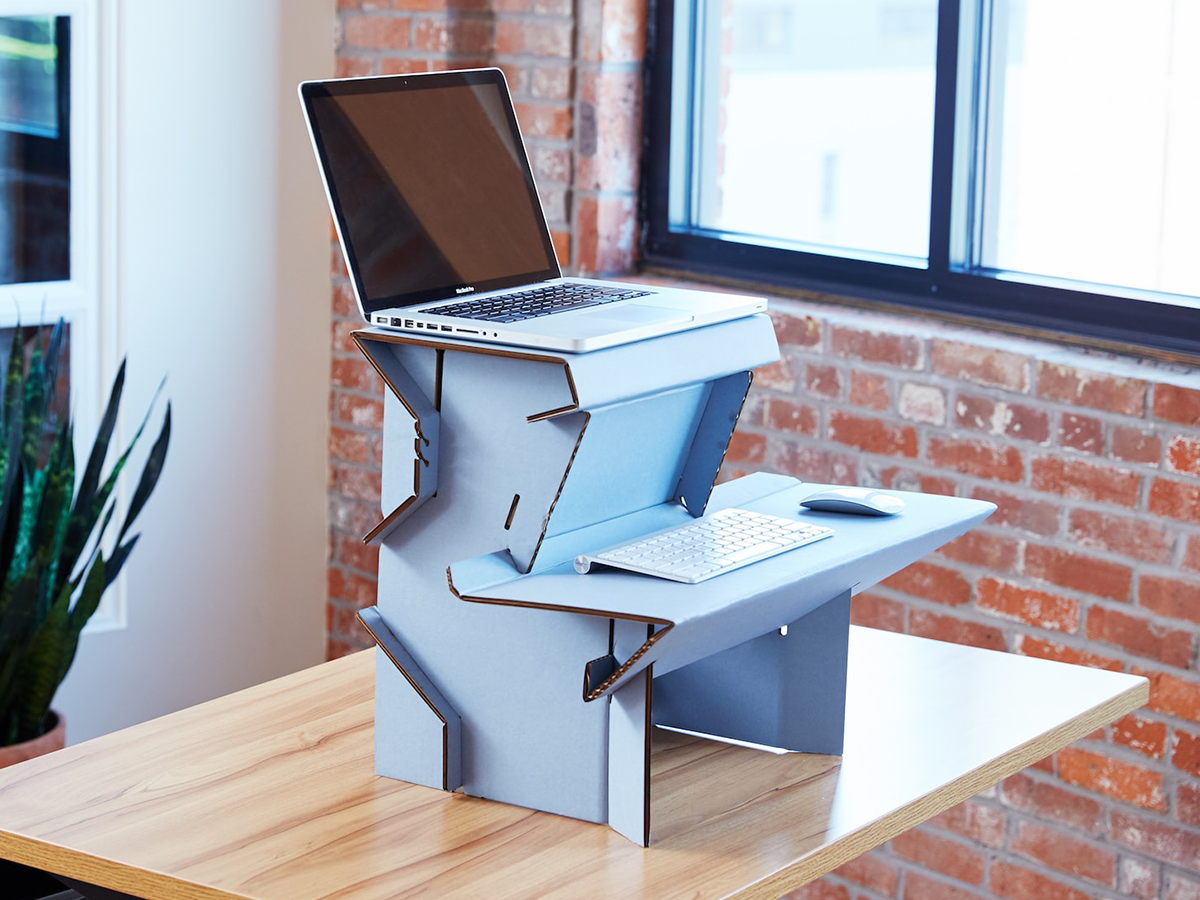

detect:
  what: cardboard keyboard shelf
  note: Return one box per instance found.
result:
[352,315,995,845]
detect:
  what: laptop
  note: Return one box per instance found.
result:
[298,68,766,353]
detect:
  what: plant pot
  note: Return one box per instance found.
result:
[0,711,65,769]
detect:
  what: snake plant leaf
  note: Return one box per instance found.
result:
[116,403,170,547]
[67,360,125,535]
[101,534,139,593]
[13,575,74,741]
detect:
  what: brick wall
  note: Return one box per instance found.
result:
[324,4,1200,899]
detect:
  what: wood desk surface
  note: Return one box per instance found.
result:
[0,628,1146,900]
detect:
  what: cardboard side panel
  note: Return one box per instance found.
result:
[675,371,752,515]
[542,384,711,542]
[608,666,653,847]
[652,590,852,755]
[361,607,462,790]
[375,650,458,792]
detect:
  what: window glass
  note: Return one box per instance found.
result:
[684,0,940,263]
[0,15,70,285]
[978,0,1200,298]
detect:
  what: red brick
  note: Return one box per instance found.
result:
[891,828,984,885]
[329,426,370,465]
[1188,536,1200,572]
[929,798,1005,848]
[336,393,384,431]
[1168,435,1200,477]
[1140,574,1200,625]
[550,229,570,267]
[1168,874,1200,900]
[393,0,447,9]
[1024,544,1132,602]
[848,370,890,411]
[850,591,905,632]
[937,531,1020,573]
[977,578,1080,634]
[1173,728,1200,776]
[970,487,1060,536]
[909,608,1006,651]
[772,443,857,485]
[901,872,987,900]
[1149,476,1200,524]
[1000,771,1104,834]
[1113,426,1163,465]
[379,57,431,76]
[598,0,648,63]
[327,566,346,601]
[513,100,572,139]
[804,363,841,399]
[1068,508,1173,564]
[932,339,1029,391]
[1031,456,1140,506]
[1111,714,1167,759]
[1136,667,1200,722]
[1153,383,1200,425]
[1178,781,1200,827]
[1120,857,1160,900]
[1012,635,1124,672]
[831,852,898,897]
[1088,604,1193,667]
[326,637,362,660]
[765,399,819,437]
[338,535,379,576]
[898,383,945,425]
[336,466,384,507]
[990,861,1093,900]
[726,429,766,465]
[1011,820,1116,885]
[830,326,923,369]
[342,13,411,49]
[331,356,382,392]
[1111,810,1200,869]
[927,437,1024,482]
[828,411,917,457]
[531,65,571,100]
[1059,412,1103,454]
[496,19,573,57]
[1057,746,1166,810]
[1037,361,1146,414]
[575,69,642,192]
[954,394,1049,443]
[771,310,821,348]
[754,357,795,392]
[413,17,494,53]
[882,560,971,606]
[574,193,634,274]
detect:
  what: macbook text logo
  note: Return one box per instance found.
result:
[456,286,475,294]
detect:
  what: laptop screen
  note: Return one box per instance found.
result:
[301,70,560,314]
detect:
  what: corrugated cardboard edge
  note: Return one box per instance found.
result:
[446,566,673,702]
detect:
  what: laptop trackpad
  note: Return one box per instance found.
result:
[549,304,693,335]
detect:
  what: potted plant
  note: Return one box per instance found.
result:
[0,320,170,765]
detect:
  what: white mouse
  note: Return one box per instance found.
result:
[800,487,905,516]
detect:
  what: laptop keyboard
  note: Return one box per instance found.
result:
[424,283,654,323]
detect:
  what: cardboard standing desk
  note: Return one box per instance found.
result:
[352,316,994,845]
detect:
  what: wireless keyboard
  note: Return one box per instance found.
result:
[573,508,834,584]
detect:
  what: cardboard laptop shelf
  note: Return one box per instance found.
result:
[352,315,995,846]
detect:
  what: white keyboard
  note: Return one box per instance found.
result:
[573,508,835,584]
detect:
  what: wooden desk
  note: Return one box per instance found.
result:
[0,628,1146,900]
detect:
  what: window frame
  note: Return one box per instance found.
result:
[1,0,122,628]
[641,0,1200,360]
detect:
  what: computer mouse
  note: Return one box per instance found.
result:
[799,487,905,516]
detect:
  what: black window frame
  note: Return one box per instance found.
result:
[641,0,1200,360]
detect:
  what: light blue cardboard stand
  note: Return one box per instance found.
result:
[352,315,995,846]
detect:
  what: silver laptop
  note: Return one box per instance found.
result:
[299,68,766,353]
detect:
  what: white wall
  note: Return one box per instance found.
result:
[53,0,335,742]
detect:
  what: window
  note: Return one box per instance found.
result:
[643,0,1200,357]
[0,0,118,626]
